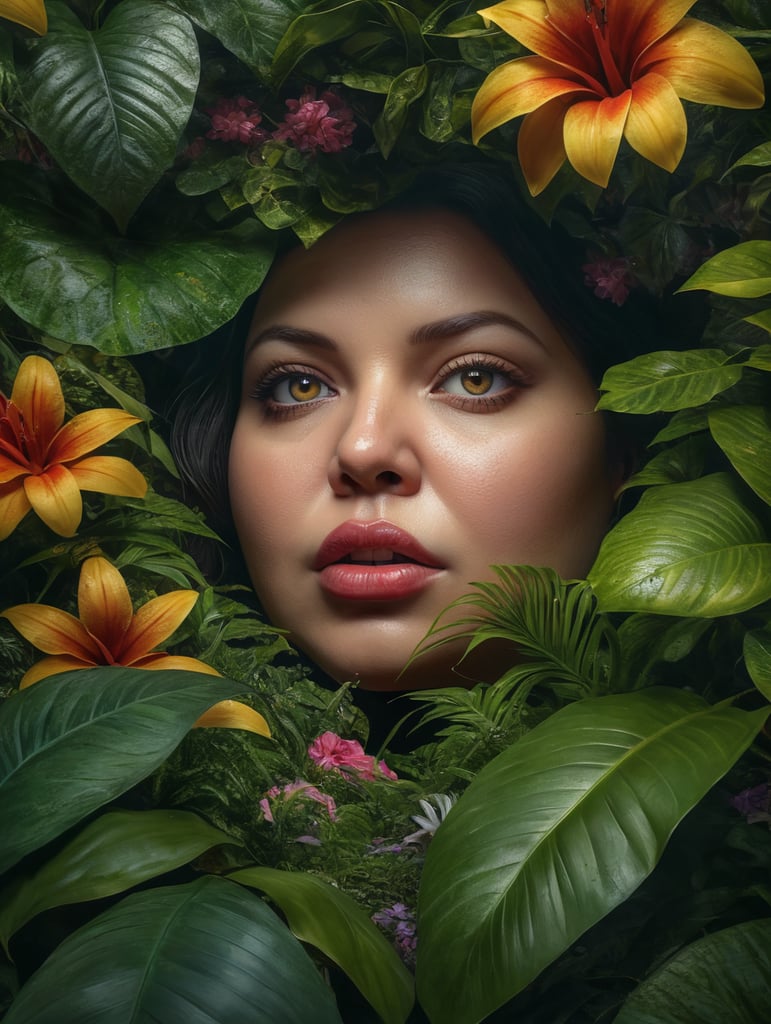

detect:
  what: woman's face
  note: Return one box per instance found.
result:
[228,209,618,689]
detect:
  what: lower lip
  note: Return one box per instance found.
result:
[317,563,442,601]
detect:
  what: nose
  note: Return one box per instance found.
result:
[328,384,422,497]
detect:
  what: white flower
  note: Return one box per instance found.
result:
[402,793,457,848]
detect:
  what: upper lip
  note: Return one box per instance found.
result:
[313,520,444,570]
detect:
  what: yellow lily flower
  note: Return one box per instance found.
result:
[0,356,147,539]
[1,556,271,736]
[472,0,765,195]
[0,0,47,34]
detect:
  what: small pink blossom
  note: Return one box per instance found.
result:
[206,95,269,146]
[582,256,635,306]
[308,731,397,781]
[259,779,337,823]
[273,87,356,154]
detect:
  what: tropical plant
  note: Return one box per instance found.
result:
[0,1,770,1023]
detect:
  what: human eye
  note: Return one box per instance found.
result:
[433,355,529,410]
[250,364,336,416]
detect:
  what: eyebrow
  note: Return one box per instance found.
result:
[246,310,544,354]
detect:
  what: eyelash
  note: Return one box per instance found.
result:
[250,355,529,418]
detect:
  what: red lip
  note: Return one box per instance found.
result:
[313,520,444,601]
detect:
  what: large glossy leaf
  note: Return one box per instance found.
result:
[416,690,768,1024]
[174,0,307,76]
[744,629,771,700]
[0,165,275,353]
[596,350,743,414]
[0,667,244,874]
[3,876,342,1024]
[588,473,771,615]
[232,865,414,1024]
[709,404,771,505]
[270,0,369,85]
[0,809,234,949]
[678,241,771,298]
[19,0,199,230]
[613,919,771,1023]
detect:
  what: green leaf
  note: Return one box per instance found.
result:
[19,0,199,231]
[618,436,707,493]
[373,63,428,157]
[746,344,771,370]
[0,165,275,354]
[649,407,710,445]
[417,690,767,1024]
[613,919,771,1023]
[232,866,414,1024]
[589,474,771,615]
[0,667,243,874]
[745,307,771,333]
[271,1,369,86]
[0,809,234,949]
[174,0,307,76]
[678,241,771,299]
[3,877,342,1024]
[727,141,771,171]
[709,405,771,505]
[597,350,743,414]
[744,629,771,700]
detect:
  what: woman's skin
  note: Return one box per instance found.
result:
[228,209,620,690]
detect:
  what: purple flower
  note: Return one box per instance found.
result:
[206,95,269,146]
[730,783,771,824]
[372,903,417,969]
[260,779,337,823]
[273,87,356,154]
[582,256,635,306]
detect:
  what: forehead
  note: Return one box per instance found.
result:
[248,208,554,337]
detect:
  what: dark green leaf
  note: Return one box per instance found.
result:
[232,866,414,1024]
[373,64,428,156]
[613,919,771,1023]
[173,0,307,76]
[417,690,767,1024]
[271,2,369,86]
[589,474,771,615]
[0,165,275,354]
[0,667,243,874]
[709,404,771,504]
[597,350,743,414]
[3,877,342,1024]
[744,629,771,700]
[0,809,234,948]
[19,0,199,230]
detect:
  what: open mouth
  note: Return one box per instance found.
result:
[337,549,425,567]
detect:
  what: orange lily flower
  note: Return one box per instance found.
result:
[1,556,271,736]
[472,0,765,195]
[0,356,147,539]
[0,0,47,34]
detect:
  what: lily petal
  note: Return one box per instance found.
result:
[472,56,591,142]
[563,90,632,187]
[624,72,687,172]
[20,655,93,689]
[10,356,64,449]
[0,0,47,34]
[0,455,29,483]
[134,653,221,676]
[48,408,142,464]
[1,603,102,660]
[639,19,764,108]
[481,1,599,79]
[0,481,31,540]
[69,456,148,498]
[193,700,271,736]
[119,590,199,663]
[24,463,83,537]
[611,0,697,74]
[78,557,134,653]
[517,96,570,195]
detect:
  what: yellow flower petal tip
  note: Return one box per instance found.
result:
[0,357,147,538]
[0,0,47,34]
[193,700,272,737]
[471,0,765,193]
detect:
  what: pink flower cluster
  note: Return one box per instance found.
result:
[582,256,635,306]
[206,95,269,146]
[308,731,397,782]
[273,87,356,154]
[259,779,337,823]
[203,88,355,155]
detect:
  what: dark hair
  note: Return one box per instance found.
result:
[169,163,673,547]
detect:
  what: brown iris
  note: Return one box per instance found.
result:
[460,368,494,396]
[289,375,323,402]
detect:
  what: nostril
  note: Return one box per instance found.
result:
[377,470,402,487]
